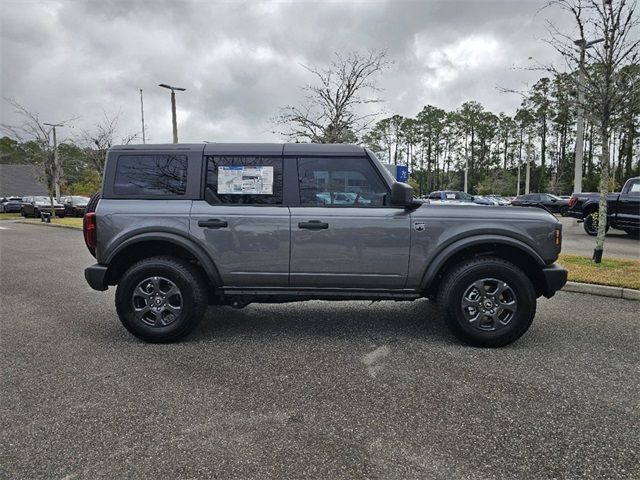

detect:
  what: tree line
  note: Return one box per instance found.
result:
[363,69,639,197]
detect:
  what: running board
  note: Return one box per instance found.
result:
[217,287,422,304]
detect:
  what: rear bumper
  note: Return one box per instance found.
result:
[566,210,583,220]
[541,263,568,298]
[85,264,108,291]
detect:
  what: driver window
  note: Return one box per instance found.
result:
[297,157,387,207]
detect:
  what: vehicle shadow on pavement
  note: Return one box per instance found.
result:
[191,299,454,345]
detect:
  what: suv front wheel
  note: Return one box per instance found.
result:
[115,256,207,343]
[437,257,536,347]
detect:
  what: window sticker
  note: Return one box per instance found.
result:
[446,193,456,199]
[217,166,273,195]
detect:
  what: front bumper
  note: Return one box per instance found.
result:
[85,264,108,291]
[541,263,568,298]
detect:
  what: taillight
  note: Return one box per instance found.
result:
[568,195,577,208]
[555,226,562,246]
[84,212,97,249]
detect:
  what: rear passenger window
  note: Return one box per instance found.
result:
[205,156,283,205]
[114,155,188,196]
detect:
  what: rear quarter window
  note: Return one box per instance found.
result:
[113,155,188,196]
[205,156,283,205]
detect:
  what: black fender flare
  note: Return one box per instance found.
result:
[104,231,223,286]
[419,234,546,291]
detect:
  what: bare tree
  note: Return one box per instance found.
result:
[273,51,391,143]
[79,112,139,175]
[545,0,640,262]
[1,98,74,217]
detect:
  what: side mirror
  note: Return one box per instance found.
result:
[470,196,475,201]
[390,182,414,206]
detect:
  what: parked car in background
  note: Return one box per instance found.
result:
[511,193,570,215]
[21,196,65,218]
[427,191,498,205]
[483,195,512,205]
[59,195,90,217]
[567,176,640,237]
[0,197,23,213]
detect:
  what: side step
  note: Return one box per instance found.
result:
[215,287,422,307]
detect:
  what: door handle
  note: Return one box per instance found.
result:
[198,219,228,229]
[298,220,329,230]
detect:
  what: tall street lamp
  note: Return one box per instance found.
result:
[158,83,186,144]
[573,37,603,194]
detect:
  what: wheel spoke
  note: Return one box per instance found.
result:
[499,301,517,313]
[495,282,510,298]
[164,286,180,297]
[472,280,486,294]
[462,297,479,308]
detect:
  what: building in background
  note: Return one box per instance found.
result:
[0,164,48,197]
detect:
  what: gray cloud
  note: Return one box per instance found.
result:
[1,0,572,144]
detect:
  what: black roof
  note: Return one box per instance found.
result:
[0,164,48,197]
[110,143,367,157]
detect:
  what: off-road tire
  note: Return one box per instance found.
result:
[437,257,537,347]
[115,256,207,343]
[583,211,610,236]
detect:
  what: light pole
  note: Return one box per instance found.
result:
[159,83,186,143]
[573,37,603,194]
[140,89,146,144]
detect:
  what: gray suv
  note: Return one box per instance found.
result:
[84,143,567,346]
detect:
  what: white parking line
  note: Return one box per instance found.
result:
[0,225,9,230]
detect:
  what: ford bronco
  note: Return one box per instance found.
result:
[84,143,567,346]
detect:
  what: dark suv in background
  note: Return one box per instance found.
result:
[511,193,569,215]
[59,195,90,217]
[21,196,65,218]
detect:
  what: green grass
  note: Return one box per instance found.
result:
[0,213,21,220]
[558,253,640,290]
[19,217,83,229]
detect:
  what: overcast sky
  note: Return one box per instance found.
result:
[0,0,576,145]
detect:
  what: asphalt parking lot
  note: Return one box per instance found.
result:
[1,223,639,479]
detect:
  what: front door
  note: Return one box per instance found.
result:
[289,157,411,288]
[617,178,640,229]
[190,155,290,287]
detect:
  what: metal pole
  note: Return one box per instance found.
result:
[573,45,586,194]
[171,90,178,144]
[51,126,60,199]
[517,160,521,196]
[140,89,146,144]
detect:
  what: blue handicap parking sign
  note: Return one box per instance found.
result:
[396,165,409,182]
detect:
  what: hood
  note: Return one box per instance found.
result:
[415,202,557,223]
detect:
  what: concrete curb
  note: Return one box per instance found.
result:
[563,281,640,301]
[16,220,82,231]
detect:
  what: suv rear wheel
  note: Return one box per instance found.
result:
[437,257,536,347]
[115,256,207,343]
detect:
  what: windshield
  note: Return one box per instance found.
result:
[71,196,89,203]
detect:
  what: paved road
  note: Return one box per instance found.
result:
[1,223,639,479]
[558,216,640,260]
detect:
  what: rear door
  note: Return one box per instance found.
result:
[289,156,410,289]
[190,153,290,287]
